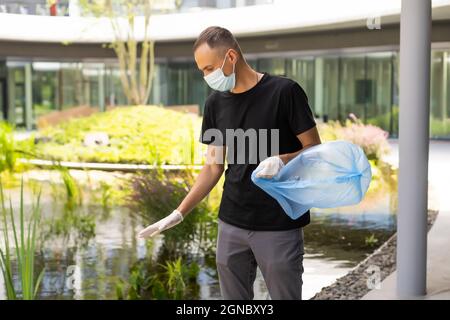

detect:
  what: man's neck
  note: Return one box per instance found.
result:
[230,64,262,94]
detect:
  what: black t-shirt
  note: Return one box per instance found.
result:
[199,72,317,231]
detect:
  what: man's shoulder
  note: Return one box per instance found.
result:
[265,74,299,92]
[203,91,221,113]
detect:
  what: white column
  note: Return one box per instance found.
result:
[397,0,431,298]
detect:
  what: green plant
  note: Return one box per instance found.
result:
[116,261,149,300]
[163,257,187,299]
[80,0,156,105]
[59,167,82,209]
[0,177,45,300]
[365,233,379,247]
[0,122,41,175]
[126,170,216,256]
[98,181,112,210]
[115,257,200,300]
[0,121,16,173]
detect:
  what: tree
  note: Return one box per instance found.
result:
[80,0,156,105]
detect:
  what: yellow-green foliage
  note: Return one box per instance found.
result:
[0,121,16,173]
[33,105,392,167]
[35,106,206,165]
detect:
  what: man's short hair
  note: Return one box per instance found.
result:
[193,26,243,57]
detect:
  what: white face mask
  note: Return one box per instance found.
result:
[203,52,236,92]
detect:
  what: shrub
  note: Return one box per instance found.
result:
[318,114,390,161]
[34,105,205,165]
[0,121,16,173]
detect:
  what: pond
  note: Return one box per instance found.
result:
[0,170,397,300]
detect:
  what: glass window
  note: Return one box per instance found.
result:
[247,59,257,69]
[82,63,104,109]
[60,62,84,109]
[430,50,450,138]
[149,63,168,106]
[166,61,208,113]
[338,54,366,122]
[105,63,128,106]
[32,62,60,120]
[391,53,399,138]
[0,61,7,120]
[285,57,315,115]
[7,65,26,127]
[365,52,395,133]
[321,56,339,122]
[258,58,286,76]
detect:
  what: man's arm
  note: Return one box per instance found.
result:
[176,144,226,218]
[138,144,225,238]
[278,126,322,165]
[254,126,321,179]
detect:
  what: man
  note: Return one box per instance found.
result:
[138,26,321,300]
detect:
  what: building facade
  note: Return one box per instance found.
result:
[0,0,449,138]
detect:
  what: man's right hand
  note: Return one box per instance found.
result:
[138,209,184,239]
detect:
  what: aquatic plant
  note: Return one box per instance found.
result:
[125,169,216,256]
[0,177,45,300]
[115,257,200,300]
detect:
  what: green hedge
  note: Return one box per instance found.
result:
[33,105,205,165]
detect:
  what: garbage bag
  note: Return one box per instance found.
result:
[251,140,372,220]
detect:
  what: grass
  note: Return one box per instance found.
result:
[0,176,45,300]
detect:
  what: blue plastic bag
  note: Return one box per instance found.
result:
[251,140,372,220]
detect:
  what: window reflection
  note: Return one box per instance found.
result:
[1,48,449,139]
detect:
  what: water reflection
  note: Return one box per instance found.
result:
[0,177,397,300]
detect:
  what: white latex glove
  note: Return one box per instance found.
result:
[255,156,285,179]
[138,209,184,239]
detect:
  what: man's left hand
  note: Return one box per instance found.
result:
[255,156,285,179]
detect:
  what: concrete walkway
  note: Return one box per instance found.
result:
[18,158,203,172]
[363,139,450,299]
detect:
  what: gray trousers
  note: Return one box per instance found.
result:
[216,217,305,300]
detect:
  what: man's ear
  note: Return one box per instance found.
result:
[228,49,239,65]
